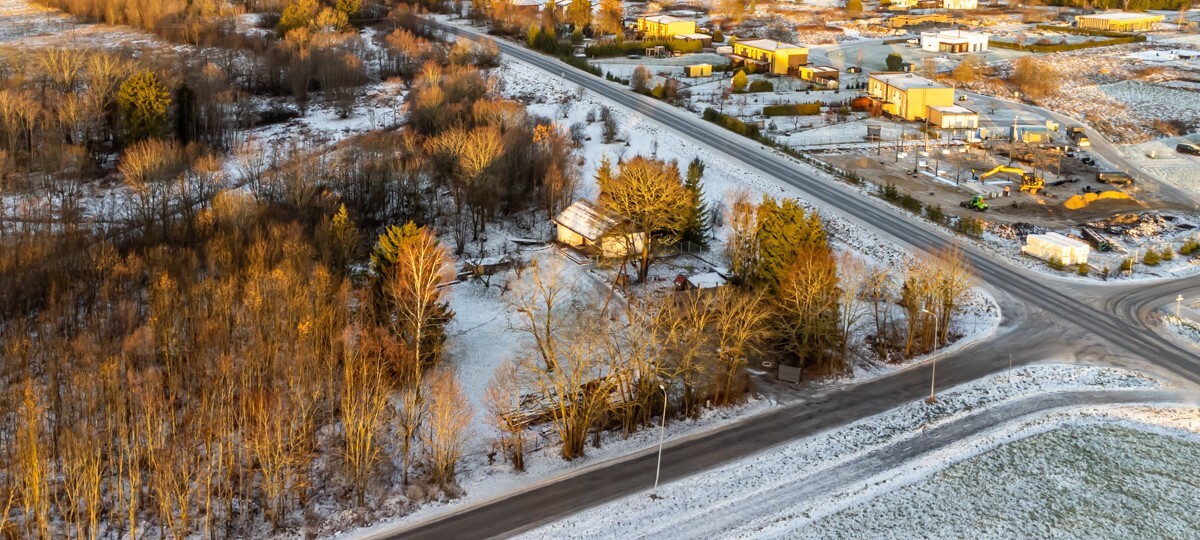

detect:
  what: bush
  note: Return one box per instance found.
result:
[1102,266,1111,280]
[954,216,985,239]
[713,29,724,43]
[1181,237,1200,256]
[762,102,821,116]
[747,80,774,93]
[1163,247,1175,261]
[1048,255,1065,271]
[924,204,946,225]
[886,53,903,71]
[1077,262,1089,276]
[1120,257,1134,272]
[1144,248,1161,266]
[732,71,748,93]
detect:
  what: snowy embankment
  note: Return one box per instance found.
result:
[524,364,1169,539]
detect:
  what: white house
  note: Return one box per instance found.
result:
[552,200,646,258]
[1022,233,1090,266]
[942,0,977,9]
[919,30,989,54]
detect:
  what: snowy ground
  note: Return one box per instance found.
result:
[525,364,1173,539]
[784,409,1200,540]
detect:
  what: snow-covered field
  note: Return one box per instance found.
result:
[525,364,1173,539]
[788,409,1200,540]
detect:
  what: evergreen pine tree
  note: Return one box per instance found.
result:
[681,158,710,249]
[117,70,171,144]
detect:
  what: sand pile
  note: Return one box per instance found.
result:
[1063,190,1132,210]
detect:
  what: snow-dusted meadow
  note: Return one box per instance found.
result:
[525,364,1177,539]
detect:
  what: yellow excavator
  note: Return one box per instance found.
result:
[975,165,1044,195]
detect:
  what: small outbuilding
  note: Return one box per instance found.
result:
[1022,232,1090,266]
[684,63,713,77]
[928,105,978,130]
[553,200,646,258]
[919,30,989,54]
[1075,11,1165,32]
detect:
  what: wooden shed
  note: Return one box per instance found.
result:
[552,200,646,258]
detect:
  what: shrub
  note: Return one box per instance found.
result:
[1076,262,1089,276]
[954,216,985,239]
[1102,266,1111,280]
[747,80,774,93]
[924,204,946,225]
[762,102,821,116]
[732,71,748,93]
[1120,258,1134,272]
[701,108,762,139]
[1162,247,1175,261]
[1181,237,1200,256]
[886,53,903,71]
[1048,255,1065,271]
[713,29,724,43]
[1144,248,1161,266]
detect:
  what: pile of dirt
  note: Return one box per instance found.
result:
[1063,190,1132,210]
[849,156,885,170]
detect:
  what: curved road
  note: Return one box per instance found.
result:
[377,20,1200,539]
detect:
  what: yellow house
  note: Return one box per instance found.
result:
[867,72,955,121]
[928,105,978,129]
[1075,12,1164,32]
[636,15,697,38]
[730,38,808,75]
[685,64,713,77]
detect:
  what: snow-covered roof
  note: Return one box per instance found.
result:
[1077,11,1165,21]
[553,200,624,241]
[686,272,727,289]
[921,29,989,40]
[675,33,711,40]
[869,72,949,91]
[641,15,693,24]
[930,105,977,115]
[736,38,806,52]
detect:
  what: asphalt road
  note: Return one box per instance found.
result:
[380,21,1200,539]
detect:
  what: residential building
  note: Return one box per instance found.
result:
[729,38,808,75]
[867,72,955,121]
[636,15,697,38]
[1074,11,1165,32]
[1023,233,1090,266]
[919,30,989,53]
[674,33,713,47]
[942,0,977,9]
[798,65,840,88]
[928,105,978,129]
[552,200,646,258]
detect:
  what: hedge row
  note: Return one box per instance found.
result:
[702,108,762,139]
[584,38,703,58]
[1033,24,1136,38]
[988,33,1144,53]
[762,102,821,116]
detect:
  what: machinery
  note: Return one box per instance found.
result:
[975,165,1045,195]
[960,195,988,212]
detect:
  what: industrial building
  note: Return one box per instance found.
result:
[928,106,979,130]
[919,30,989,53]
[729,39,808,75]
[867,72,955,122]
[1074,11,1165,32]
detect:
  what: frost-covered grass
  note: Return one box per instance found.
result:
[791,413,1200,540]
[524,364,1165,539]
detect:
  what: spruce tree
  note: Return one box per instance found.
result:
[117,70,171,144]
[681,158,710,249]
[755,196,827,288]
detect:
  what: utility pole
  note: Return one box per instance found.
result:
[1177,294,1184,319]
[652,383,668,497]
[922,309,939,403]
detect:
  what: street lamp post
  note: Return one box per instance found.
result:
[922,309,939,403]
[653,383,668,497]
[1177,294,1185,319]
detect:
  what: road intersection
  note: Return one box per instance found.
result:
[381,19,1200,538]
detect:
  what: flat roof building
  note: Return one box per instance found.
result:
[636,15,697,38]
[928,105,979,130]
[729,38,808,75]
[920,30,989,53]
[1075,11,1165,32]
[867,72,955,121]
